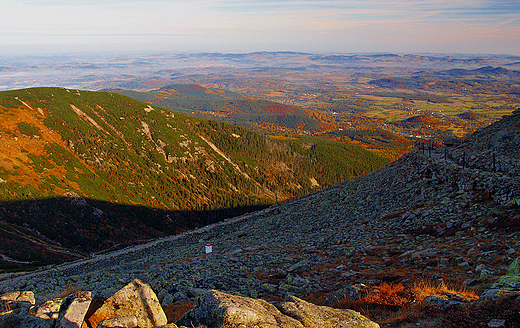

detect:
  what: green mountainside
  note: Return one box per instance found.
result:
[106,84,323,132]
[0,87,389,270]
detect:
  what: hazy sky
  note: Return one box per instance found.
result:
[1,0,519,55]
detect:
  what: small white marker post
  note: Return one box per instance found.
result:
[205,244,213,254]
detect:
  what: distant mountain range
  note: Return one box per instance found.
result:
[0,87,389,270]
[439,66,520,78]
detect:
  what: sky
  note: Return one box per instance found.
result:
[0,0,519,55]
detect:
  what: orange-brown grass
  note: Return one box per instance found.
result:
[411,280,479,302]
[363,283,414,307]
[329,280,481,325]
[163,300,193,323]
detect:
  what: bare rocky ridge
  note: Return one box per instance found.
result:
[1,110,520,326]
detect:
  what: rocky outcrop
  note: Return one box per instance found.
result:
[177,289,379,328]
[0,284,378,328]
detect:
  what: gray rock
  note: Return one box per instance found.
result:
[177,289,304,328]
[0,291,35,305]
[34,298,63,320]
[59,291,92,328]
[177,289,379,328]
[321,285,366,307]
[275,295,379,328]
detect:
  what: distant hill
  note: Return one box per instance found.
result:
[401,115,445,126]
[106,85,327,133]
[440,66,520,78]
[457,112,482,121]
[0,87,389,270]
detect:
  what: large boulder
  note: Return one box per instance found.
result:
[177,290,304,328]
[276,295,379,328]
[85,279,167,328]
[177,290,379,328]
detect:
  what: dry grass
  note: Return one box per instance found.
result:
[364,283,414,307]
[411,280,479,302]
[328,279,484,326]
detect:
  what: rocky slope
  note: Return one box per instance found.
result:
[1,110,519,326]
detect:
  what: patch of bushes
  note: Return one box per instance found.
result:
[16,122,41,137]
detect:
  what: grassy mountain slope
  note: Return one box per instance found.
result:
[0,87,389,270]
[106,85,328,132]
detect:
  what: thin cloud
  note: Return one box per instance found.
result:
[0,0,518,54]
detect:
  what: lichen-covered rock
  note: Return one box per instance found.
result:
[0,291,35,305]
[86,279,167,328]
[177,290,379,328]
[59,291,92,328]
[97,315,138,328]
[177,289,304,328]
[34,298,63,320]
[491,257,520,291]
[507,257,520,275]
[481,257,520,299]
[275,295,379,328]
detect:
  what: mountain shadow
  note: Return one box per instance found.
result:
[0,197,268,272]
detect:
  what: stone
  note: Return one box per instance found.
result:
[177,289,379,328]
[276,295,379,328]
[487,319,506,327]
[421,294,467,308]
[59,291,92,328]
[97,315,138,328]
[177,289,304,328]
[0,291,36,305]
[321,285,365,307]
[85,279,167,328]
[34,298,63,320]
